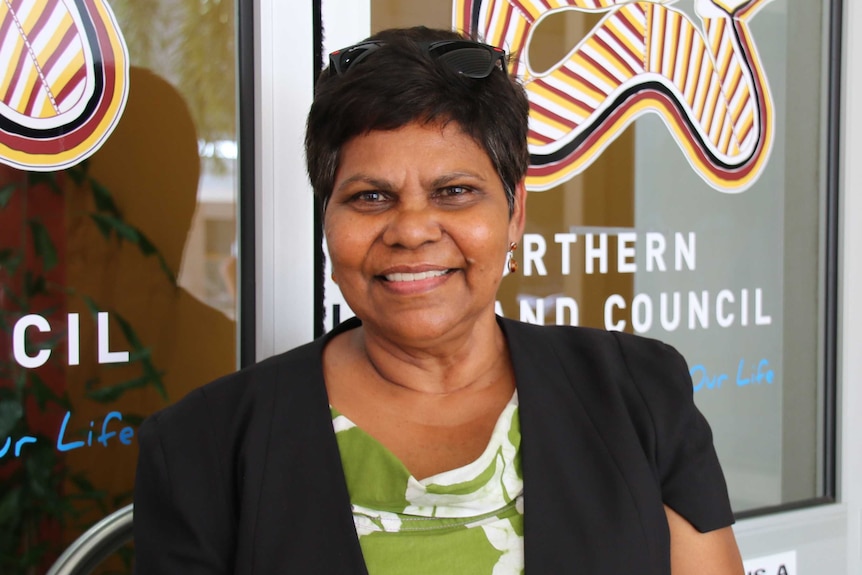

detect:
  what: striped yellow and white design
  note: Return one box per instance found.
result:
[2,0,88,124]
[454,0,775,193]
[0,0,129,171]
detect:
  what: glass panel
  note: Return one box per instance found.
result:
[0,0,239,571]
[324,0,832,514]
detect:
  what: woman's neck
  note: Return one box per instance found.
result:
[351,313,510,396]
[322,314,517,477]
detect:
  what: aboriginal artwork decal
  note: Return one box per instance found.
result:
[0,0,129,171]
[454,0,775,192]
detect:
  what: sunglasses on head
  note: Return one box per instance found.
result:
[328,39,508,79]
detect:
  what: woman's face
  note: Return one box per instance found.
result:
[324,121,526,345]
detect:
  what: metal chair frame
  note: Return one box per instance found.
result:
[45,504,134,575]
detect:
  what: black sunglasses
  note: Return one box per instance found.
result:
[328,40,508,79]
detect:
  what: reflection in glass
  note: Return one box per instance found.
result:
[0,0,239,571]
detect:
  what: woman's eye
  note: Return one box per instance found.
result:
[342,190,393,212]
[438,186,472,197]
[352,191,386,203]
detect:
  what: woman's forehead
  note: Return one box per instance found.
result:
[336,122,496,177]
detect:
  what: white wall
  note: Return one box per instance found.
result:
[838,0,862,571]
[255,0,316,357]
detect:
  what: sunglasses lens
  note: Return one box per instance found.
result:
[329,40,505,78]
[437,48,496,78]
[330,43,382,76]
[340,47,367,70]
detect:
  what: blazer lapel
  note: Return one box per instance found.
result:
[249,323,369,574]
[501,319,668,574]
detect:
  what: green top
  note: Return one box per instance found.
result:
[331,392,524,575]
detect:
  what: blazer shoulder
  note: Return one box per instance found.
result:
[500,317,693,435]
[501,316,682,367]
[141,337,323,439]
[500,316,643,354]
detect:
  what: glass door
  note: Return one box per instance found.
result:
[0,0,247,571]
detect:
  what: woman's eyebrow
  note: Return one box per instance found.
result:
[429,171,486,188]
[335,174,394,193]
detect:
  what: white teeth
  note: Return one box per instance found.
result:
[385,270,448,282]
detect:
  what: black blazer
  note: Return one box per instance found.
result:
[134,318,733,574]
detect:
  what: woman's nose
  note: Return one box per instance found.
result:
[381,201,443,249]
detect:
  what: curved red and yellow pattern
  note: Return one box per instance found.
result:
[0,0,129,171]
[454,0,775,193]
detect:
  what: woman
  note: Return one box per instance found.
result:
[134,27,744,574]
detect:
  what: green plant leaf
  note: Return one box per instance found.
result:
[0,486,22,525]
[86,371,165,402]
[19,541,51,567]
[13,369,26,393]
[26,171,61,194]
[83,376,100,392]
[28,220,58,271]
[111,490,134,508]
[67,168,85,186]
[90,179,123,217]
[91,213,113,239]
[120,413,145,427]
[27,372,71,410]
[24,270,47,296]
[0,249,22,274]
[81,295,101,316]
[67,474,108,511]
[0,400,24,438]
[35,487,79,525]
[66,161,90,186]
[80,301,168,398]
[126,347,153,362]
[68,473,98,494]
[89,213,141,243]
[1,287,27,309]
[0,386,16,401]
[0,182,16,207]
[111,312,168,399]
[110,311,145,348]
[88,213,177,285]
[116,544,135,570]
[23,441,63,500]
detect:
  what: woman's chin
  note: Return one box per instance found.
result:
[361,307,495,347]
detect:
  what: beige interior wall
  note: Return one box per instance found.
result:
[371,0,450,31]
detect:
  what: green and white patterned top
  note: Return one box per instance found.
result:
[331,392,524,575]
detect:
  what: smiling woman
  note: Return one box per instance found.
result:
[133,26,744,575]
[324,121,524,349]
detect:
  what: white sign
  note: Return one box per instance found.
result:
[743,550,797,575]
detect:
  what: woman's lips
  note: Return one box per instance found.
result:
[384,269,451,282]
[375,268,456,294]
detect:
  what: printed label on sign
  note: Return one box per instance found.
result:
[743,550,797,575]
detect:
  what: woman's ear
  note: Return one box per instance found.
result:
[508,180,527,243]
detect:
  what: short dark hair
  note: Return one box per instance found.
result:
[305,26,530,214]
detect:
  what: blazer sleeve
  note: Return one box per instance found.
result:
[134,389,236,574]
[613,332,735,533]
